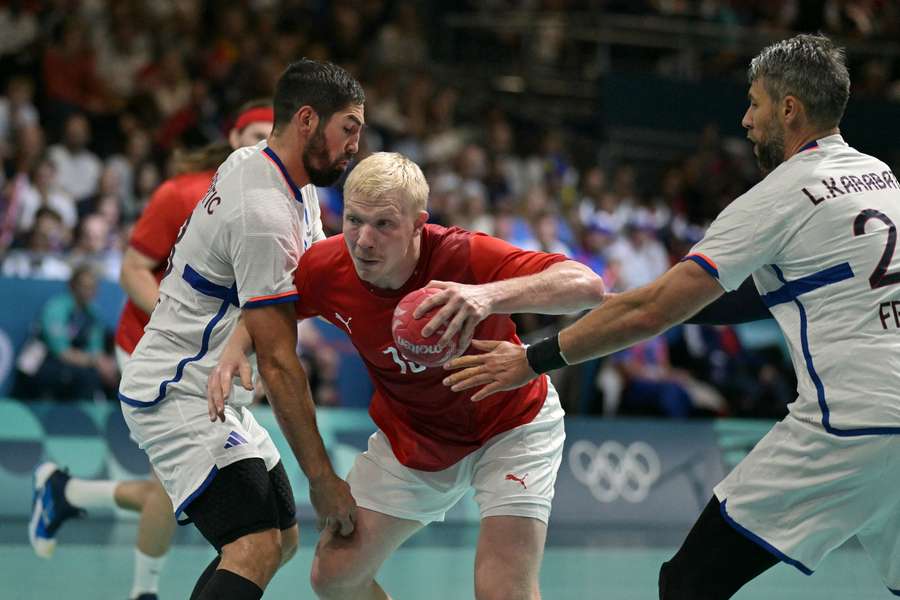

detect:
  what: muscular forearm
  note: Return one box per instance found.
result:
[488,261,605,315]
[259,356,334,482]
[559,263,723,364]
[559,287,669,364]
[120,266,160,314]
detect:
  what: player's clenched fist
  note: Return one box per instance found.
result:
[309,473,357,537]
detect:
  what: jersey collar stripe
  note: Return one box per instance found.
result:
[174,466,219,524]
[262,147,303,203]
[761,262,853,308]
[244,290,299,308]
[798,140,819,153]
[719,498,814,575]
[680,253,719,278]
[182,264,239,306]
[118,295,233,408]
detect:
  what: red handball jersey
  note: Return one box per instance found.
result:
[294,224,568,471]
[114,170,215,354]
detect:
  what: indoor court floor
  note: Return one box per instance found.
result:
[1,518,890,599]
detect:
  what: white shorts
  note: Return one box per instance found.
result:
[714,414,900,591]
[347,384,565,525]
[121,394,281,524]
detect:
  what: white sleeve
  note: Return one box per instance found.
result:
[685,188,785,292]
[229,190,301,308]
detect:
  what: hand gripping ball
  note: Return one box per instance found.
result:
[391,287,460,367]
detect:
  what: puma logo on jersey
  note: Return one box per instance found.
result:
[335,312,352,334]
[505,473,528,489]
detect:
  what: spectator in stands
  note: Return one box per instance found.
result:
[606,334,727,418]
[0,4,39,60]
[69,213,121,282]
[42,17,112,119]
[93,5,152,101]
[14,264,117,400]
[534,210,574,256]
[607,209,669,291]
[14,156,77,235]
[48,113,103,204]
[104,129,152,220]
[0,76,39,160]
[2,207,70,279]
[4,124,45,183]
[575,213,620,284]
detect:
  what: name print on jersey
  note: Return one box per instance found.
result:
[200,174,222,215]
[801,169,899,206]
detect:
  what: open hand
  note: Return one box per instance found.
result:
[442,339,539,401]
[207,347,253,422]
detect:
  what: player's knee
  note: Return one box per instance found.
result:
[222,530,282,579]
[310,548,368,598]
[279,525,299,566]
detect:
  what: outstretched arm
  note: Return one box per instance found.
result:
[444,260,723,400]
[417,260,606,351]
[685,277,770,325]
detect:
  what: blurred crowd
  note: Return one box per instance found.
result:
[14,0,891,418]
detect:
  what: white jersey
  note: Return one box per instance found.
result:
[687,134,900,435]
[119,141,325,408]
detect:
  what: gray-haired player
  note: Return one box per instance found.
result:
[445,34,900,599]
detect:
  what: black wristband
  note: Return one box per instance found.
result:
[525,334,568,374]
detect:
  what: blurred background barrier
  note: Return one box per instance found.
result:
[0,276,124,395]
[0,398,769,526]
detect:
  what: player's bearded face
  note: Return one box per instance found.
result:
[303,124,351,187]
[745,79,785,175]
[754,117,786,175]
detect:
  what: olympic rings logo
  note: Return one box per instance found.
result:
[568,439,661,503]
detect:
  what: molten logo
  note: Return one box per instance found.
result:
[505,473,528,489]
[397,337,445,355]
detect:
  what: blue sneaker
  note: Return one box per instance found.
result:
[28,462,84,558]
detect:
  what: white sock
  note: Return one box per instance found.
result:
[130,548,167,598]
[63,478,118,510]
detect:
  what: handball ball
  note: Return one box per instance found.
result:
[392,287,459,367]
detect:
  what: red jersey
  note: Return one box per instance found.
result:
[115,170,215,353]
[294,224,568,471]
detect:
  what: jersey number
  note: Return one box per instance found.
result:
[854,209,900,289]
[382,346,426,374]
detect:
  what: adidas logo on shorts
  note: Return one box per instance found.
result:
[223,431,248,449]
